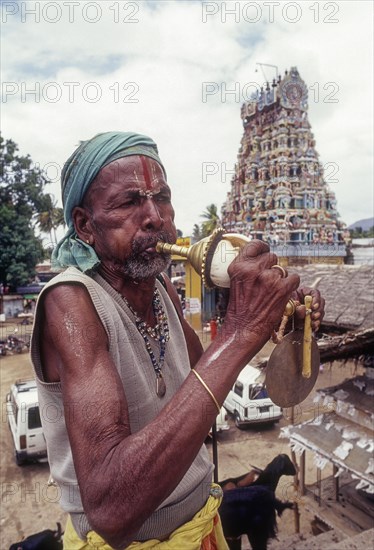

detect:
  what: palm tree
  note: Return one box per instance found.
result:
[36,194,65,246]
[192,224,202,242]
[200,204,221,237]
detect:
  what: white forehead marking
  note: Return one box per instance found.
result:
[138,189,155,199]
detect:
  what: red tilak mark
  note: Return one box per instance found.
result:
[140,156,153,191]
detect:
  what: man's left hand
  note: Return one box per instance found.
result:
[291,287,325,332]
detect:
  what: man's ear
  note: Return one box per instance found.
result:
[72,206,94,245]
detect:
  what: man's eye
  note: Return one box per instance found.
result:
[155,194,171,203]
[121,198,140,207]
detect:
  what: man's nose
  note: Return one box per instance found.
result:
[141,198,164,230]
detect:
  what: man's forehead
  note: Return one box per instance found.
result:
[96,155,165,188]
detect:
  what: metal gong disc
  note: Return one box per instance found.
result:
[265,329,320,408]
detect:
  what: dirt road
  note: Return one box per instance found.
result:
[0,336,361,549]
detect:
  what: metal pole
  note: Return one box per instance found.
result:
[317,467,322,504]
[290,406,301,533]
[212,421,219,483]
[300,450,306,496]
[333,464,339,502]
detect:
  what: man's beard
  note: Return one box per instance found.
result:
[120,232,173,280]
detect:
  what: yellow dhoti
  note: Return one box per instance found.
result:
[63,485,228,550]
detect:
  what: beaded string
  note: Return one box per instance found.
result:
[122,288,170,396]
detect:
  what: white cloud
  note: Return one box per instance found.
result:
[1,0,373,234]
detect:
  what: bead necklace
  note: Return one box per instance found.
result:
[122,288,170,398]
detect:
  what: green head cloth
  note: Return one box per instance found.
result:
[51,131,166,273]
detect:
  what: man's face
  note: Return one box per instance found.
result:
[79,155,177,280]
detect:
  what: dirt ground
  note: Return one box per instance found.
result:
[0,322,364,549]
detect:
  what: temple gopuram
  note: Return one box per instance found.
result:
[221,67,351,265]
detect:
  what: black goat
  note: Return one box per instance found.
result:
[247,453,296,492]
[220,467,261,491]
[9,522,63,550]
[219,454,296,550]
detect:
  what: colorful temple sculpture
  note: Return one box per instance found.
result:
[221,67,351,265]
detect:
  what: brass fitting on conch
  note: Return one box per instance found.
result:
[284,299,297,317]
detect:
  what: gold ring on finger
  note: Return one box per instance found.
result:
[271,265,288,278]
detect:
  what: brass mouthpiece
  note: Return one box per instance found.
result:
[155,242,191,258]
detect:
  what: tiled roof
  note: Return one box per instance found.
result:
[289,264,374,330]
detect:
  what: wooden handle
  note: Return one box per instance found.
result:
[302,295,313,379]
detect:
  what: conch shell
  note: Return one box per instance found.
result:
[156,228,250,289]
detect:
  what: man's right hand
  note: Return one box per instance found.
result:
[224,240,300,354]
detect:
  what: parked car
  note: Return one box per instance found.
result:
[216,406,230,432]
[224,364,282,428]
[207,407,230,441]
[6,379,47,465]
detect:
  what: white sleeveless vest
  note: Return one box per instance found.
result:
[31,267,213,540]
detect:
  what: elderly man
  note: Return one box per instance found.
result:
[31,132,324,549]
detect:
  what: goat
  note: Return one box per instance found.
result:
[219,454,296,550]
[220,466,262,491]
[9,522,63,550]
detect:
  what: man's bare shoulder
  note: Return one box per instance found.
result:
[39,282,109,383]
[41,282,108,349]
[43,282,96,317]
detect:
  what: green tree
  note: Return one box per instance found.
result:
[0,135,51,290]
[36,193,65,246]
[350,226,374,238]
[192,223,202,242]
[200,203,221,237]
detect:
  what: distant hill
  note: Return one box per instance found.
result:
[348,217,374,231]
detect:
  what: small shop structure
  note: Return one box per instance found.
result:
[283,373,374,536]
[278,263,374,537]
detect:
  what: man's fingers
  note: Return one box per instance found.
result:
[229,246,278,278]
[270,265,288,278]
[284,273,300,293]
[312,320,321,331]
[239,240,270,258]
[317,297,325,322]
[295,304,306,320]
[296,304,323,331]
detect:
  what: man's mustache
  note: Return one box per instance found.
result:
[131,232,174,254]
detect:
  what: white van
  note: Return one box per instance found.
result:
[215,407,230,433]
[6,379,47,465]
[224,364,282,428]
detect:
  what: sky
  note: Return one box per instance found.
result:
[1,0,373,238]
